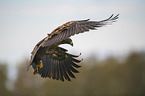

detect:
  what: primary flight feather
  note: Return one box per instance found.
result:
[27,14,119,81]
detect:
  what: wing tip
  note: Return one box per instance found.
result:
[100,14,119,22]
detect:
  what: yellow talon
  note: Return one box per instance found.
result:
[38,60,43,68]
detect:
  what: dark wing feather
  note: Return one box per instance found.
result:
[35,47,81,81]
[41,14,119,47]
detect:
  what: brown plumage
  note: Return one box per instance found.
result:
[27,14,119,81]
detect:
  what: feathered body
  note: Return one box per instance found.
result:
[27,14,119,81]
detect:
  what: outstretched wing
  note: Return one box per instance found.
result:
[41,14,119,47]
[32,47,81,81]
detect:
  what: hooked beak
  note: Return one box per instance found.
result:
[70,41,73,46]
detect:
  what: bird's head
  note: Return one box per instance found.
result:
[61,38,73,46]
[65,39,73,46]
[66,38,73,46]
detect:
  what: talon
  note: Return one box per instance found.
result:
[38,60,43,68]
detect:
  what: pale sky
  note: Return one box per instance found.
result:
[0,0,145,65]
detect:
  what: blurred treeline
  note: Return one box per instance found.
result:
[0,52,145,96]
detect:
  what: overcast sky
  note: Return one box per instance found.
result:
[0,0,145,65]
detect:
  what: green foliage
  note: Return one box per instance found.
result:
[0,52,145,96]
[0,63,12,96]
[76,52,145,96]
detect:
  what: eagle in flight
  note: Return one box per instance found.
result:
[27,14,119,81]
